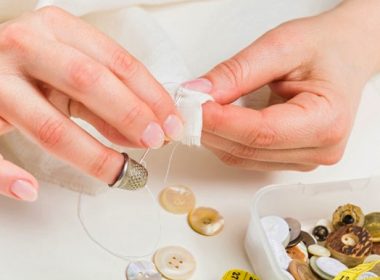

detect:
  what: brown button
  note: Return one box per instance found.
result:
[159,185,196,214]
[286,242,308,263]
[300,231,317,247]
[326,225,373,267]
[373,242,380,255]
[332,204,365,230]
[188,207,224,236]
[288,260,318,280]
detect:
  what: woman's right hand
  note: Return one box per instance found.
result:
[0,6,183,201]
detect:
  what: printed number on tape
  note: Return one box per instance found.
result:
[333,261,380,280]
[222,269,260,280]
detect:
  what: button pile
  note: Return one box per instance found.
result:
[260,204,380,280]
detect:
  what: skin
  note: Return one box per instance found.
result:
[0,6,183,201]
[201,0,380,171]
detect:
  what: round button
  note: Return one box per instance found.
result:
[288,260,318,280]
[159,185,196,214]
[286,243,308,263]
[300,231,317,247]
[261,216,291,247]
[364,254,380,263]
[269,239,292,270]
[315,257,348,277]
[358,272,379,280]
[126,261,162,280]
[285,217,302,243]
[188,207,224,236]
[153,246,196,280]
[308,244,331,257]
[312,225,329,242]
[309,257,334,280]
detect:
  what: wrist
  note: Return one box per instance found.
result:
[327,0,380,75]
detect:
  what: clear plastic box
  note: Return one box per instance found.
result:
[244,176,380,280]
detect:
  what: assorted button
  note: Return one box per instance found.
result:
[126,261,162,280]
[153,246,196,280]
[259,203,380,280]
[187,207,224,236]
[159,185,196,215]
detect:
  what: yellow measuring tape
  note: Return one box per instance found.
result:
[333,261,380,280]
[222,269,260,280]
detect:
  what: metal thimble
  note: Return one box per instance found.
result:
[109,153,148,191]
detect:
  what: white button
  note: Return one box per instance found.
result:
[261,216,290,247]
[308,244,331,257]
[357,272,379,280]
[316,257,348,277]
[153,246,196,280]
[126,261,162,280]
[269,239,292,270]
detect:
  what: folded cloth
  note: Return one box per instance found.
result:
[0,2,213,195]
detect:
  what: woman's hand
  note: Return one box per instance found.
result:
[0,6,183,201]
[188,0,380,171]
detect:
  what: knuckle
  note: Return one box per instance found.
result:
[315,148,344,166]
[36,6,67,20]
[68,59,103,91]
[88,149,113,178]
[110,49,139,80]
[229,144,259,159]
[0,23,29,54]
[319,115,348,146]
[243,124,276,148]
[214,57,248,89]
[37,117,65,149]
[218,152,244,167]
[120,105,143,129]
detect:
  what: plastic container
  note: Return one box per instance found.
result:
[244,176,380,280]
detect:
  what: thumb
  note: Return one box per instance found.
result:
[0,154,39,202]
[202,28,303,104]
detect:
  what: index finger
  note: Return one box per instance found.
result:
[202,92,347,149]
[35,7,183,140]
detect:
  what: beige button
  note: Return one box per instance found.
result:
[188,207,224,236]
[153,246,196,280]
[159,185,196,214]
[308,244,331,257]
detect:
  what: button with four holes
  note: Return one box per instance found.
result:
[153,246,196,280]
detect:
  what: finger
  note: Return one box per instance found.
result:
[69,100,135,147]
[202,92,346,149]
[0,116,13,135]
[207,146,317,172]
[20,34,165,149]
[0,77,124,184]
[203,26,308,104]
[202,132,344,166]
[0,155,39,201]
[44,87,132,146]
[36,7,183,141]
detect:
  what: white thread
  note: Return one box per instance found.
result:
[76,82,185,261]
[77,149,162,261]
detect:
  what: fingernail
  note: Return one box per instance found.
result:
[163,115,184,141]
[142,122,165,149]
[181,78,213,93]
[10,180,38,202]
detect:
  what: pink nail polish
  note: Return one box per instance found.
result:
[142,122,165,149]
[181,78,213,93]
[163,115,184,141]
[10,180,38,202]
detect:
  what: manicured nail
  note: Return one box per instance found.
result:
[181,78,213,93]
[10,180,38,202]
[142,122,165,149]
[163,115,184,141]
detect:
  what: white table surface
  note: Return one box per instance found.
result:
[1,1,380,279]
